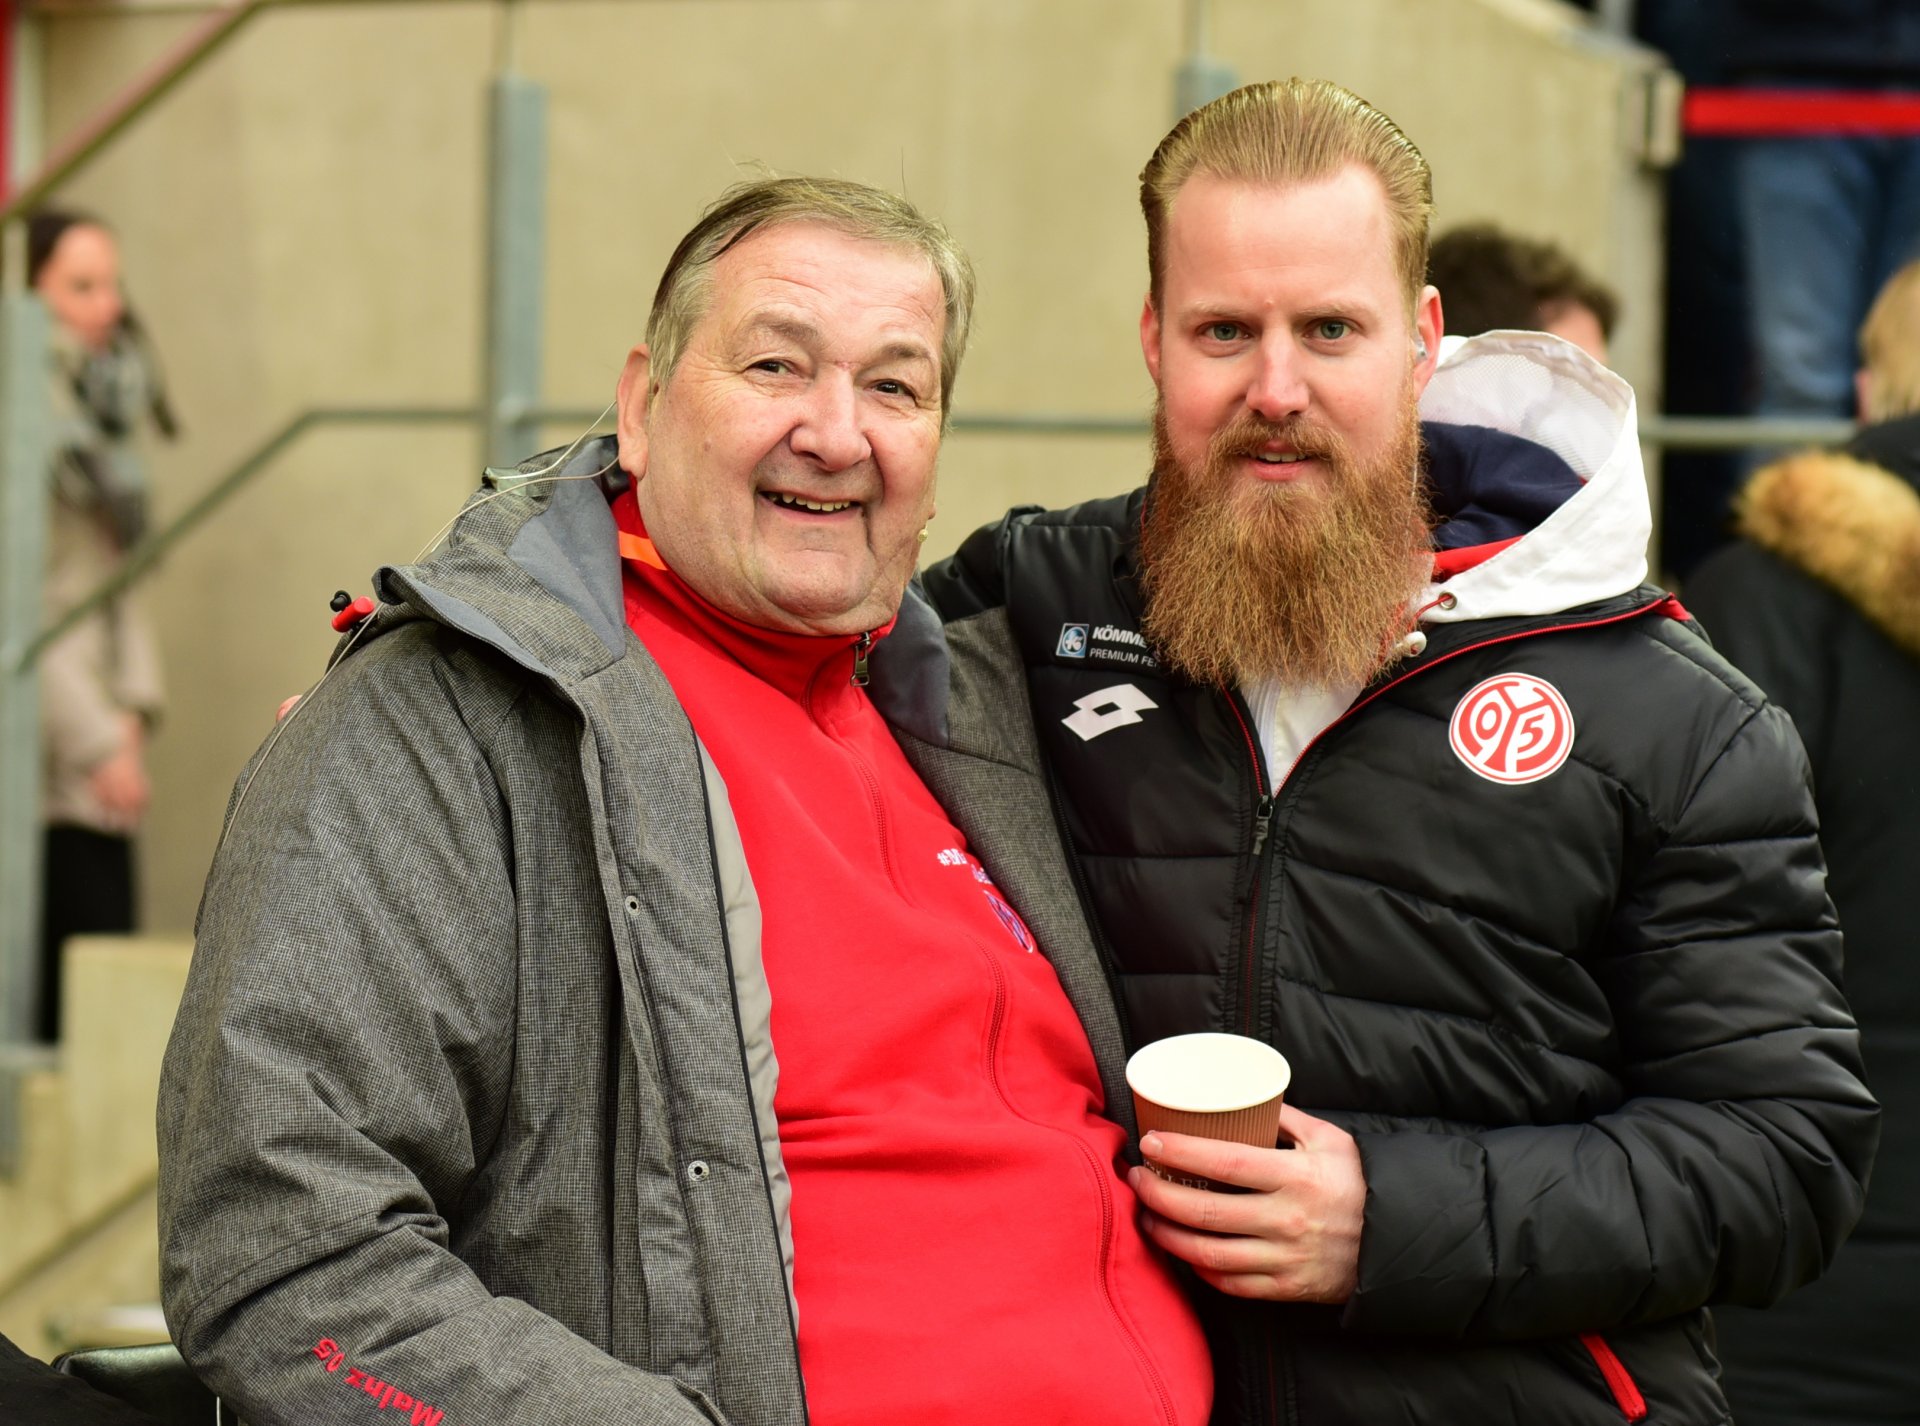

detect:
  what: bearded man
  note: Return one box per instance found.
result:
[904,78,1875,1425]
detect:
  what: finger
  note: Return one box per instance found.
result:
[1193,1269,1289,1301]
[1140,1131,1296,1193]
[1139,1210,1280,1276]
[1129,1165,1276,1236]
[276,695,303,722]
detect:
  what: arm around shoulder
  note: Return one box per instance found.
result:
[919,506,1044,620]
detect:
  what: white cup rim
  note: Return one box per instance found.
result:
[1125,1032,1291,1113]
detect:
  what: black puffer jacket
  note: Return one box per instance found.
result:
[1686,415,1920,1426]
[912,336,1878,1425]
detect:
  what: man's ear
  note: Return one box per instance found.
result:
[1140,295,1163,383]
[615,344,654,480]
[1411,285,1443,395]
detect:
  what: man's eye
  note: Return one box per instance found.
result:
[751,359,791,375]
[1205,322,1242,342]
[1314,320,1351,341]
[873,379,917,399]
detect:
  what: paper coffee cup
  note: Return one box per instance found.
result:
[1126,1033,1291,1190]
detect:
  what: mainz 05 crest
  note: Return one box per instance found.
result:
[1448,673,1576,785]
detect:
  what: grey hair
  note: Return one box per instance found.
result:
[646,175,976,428]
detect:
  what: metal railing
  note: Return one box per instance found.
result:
[13,405,478,676]
[0,0,269,231]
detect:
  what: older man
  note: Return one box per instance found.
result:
[912,79,1876,1424]
[158,178,1212,1426]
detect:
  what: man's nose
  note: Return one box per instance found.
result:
[1245,339,1310,422]
[790,375,872,471]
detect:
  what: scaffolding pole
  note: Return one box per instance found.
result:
[0,282,50,1057]
[480,65,548,469]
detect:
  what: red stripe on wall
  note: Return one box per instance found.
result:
[1685,87,1920,138]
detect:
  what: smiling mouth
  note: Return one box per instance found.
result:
[763,491,857,514]
[1251,452,1312,466]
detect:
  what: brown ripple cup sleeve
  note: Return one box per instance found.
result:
[1126,1033,1291,1192]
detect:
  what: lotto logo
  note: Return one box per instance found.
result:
[1062,683,1158,742]
[1448,673,1575,785]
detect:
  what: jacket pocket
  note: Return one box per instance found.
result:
[1579,1333,1648,1422]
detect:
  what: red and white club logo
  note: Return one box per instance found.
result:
[1448,673,1576,785]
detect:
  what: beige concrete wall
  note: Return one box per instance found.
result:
[38,0,1671,934]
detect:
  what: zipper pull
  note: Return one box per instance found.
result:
[1251,794,1275,856]
[850,630,873,687]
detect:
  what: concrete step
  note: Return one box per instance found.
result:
[0,935,191,1360]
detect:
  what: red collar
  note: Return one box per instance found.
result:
[610,488,891,703]
[1430,536,1522,582]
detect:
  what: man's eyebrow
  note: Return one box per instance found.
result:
[1177,296,1381,322]
[737,316,933,367]
[741,314,824,346]
[871,339,936,368]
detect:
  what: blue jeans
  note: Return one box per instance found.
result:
[1740,133,1920,416]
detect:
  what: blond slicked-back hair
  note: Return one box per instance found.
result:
[646,175,976,428]
[1141,78,1433,314]
[1859,259,1920,422]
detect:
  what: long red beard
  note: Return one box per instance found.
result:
[1139,394,1432,688]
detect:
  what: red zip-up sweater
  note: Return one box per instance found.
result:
[614,492,1211,1425]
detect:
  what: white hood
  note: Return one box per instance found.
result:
[1416,330,1652,624]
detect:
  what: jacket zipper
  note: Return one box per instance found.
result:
[1222,691,1273,1042]
[850,630,873,687]
[1579,1334,1648,1421]
[1219,692,1289,1426]
[691,751,811,1420]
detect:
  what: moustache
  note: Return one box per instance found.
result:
[1208,414,1347,465]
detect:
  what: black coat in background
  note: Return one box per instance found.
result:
[1688,414,1920,1426]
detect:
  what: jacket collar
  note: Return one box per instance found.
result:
[364,434,633,685]
[609,487,885,705]
[1736,437,1920,658]
[1845,410,1920,486]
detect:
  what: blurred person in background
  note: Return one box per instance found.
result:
[1722,0,1920,423]
[29,209,175,1044]
[1426,222,1617,364]
[1686,258,1920,1426]
[1633,0,1755,578]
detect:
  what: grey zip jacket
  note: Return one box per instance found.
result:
[157,438,1130,1426]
